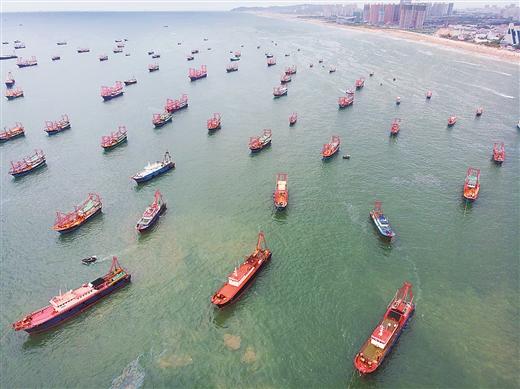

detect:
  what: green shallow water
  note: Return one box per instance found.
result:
[1,11,519,388]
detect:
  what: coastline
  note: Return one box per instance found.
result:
[250,12,520,64]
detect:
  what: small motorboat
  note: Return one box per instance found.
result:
[329,65,336,73]
[342,155,351,159]
[99,54,108,61]
[187,55,194,61]
[81,256,97,265]
[447,116,457,127]
[369,72,374,76]
[51,55,60,61]
[148,63,159,72]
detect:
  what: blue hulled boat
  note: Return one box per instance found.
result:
[369,201,395,239]
[131,151,175,183]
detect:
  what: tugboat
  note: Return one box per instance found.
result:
[369,201,395,239]
[492,142,505,164]
[148,63,159,72]
[100,81,124,101]
[338,90,354,108]
[12,257,130,334]
[44,115,71,135]
[101,126,127,150]
[136,190,167,232]
[5,72,15,87]
[131,151,175,183]
[249,129,272,153]
[476,107,483,117]
[273,173,288,210]
[99,54,108,61]
[164,94,188,113]
[285,65,296,75]
[186,55,194,61]
[51,55,60,61]
[355,78,365,89]
[189,65,207,81]
[390,118,401,136]
[52,193,102,232]
[395,96,401,105]
[226,63,238,72]
[77,48,90,53]
[5,88,23,100]
[329,65,336,73]
[124,77,137,85]
[447,116,457,127]
[8,150,46,177]
[17,56,37,67]
[463,167,480,201]
[289,112,297,126]
[152,111,173,128]
[211,232,271,308]
[267,58,276,67]
[0,123,24,142]
[426,90,432,99]
[273,85,287,97]
[280,74,291,84]
[207,113,222,131]
[321,135,340,159]
[354,282,415,375]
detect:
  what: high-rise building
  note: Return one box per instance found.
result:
[363,4,370,22]
[399,3,427,29]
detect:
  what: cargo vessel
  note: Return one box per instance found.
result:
[273,173,288,210]
[101,81,124,101]
[280,74,291,84]
[9,150,46,177]
[101,126,127,150]
[44,115,70,135]
[355,78,365,89]
[189,65,207,81]
[136,190,166,232]
[152,111,173,128]
[131,151,175,183]
[321,135,340,159]
[165,94,188,113]
[0,122,24,142]
[53,193,102,233]
[339,90,354,108]
[249,129,272,152]
[369,201,395,239]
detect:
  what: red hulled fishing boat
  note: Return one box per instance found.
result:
[321,135,340,159]
[273,173,288,210]
[285,65,296,75]
[354,282,415,375]
[5,72,15,87]
[289,112,297,126]
[17,56,37,67]
[211,232,272,307]
[390,118,401,136]
[273,85,287,97]
[101,81,124,101]
[339,90,354,108]
[1,122,24,142]
[207,113,222,131]
[9,150,46,177]
[189,65,207,81]
[447,116,457,127]
[226,63,238,72]
[44,115,70,135]
[136,190,166,232]
[476,107,483,117]
[165,94,188,113]
[463,167,480,201]
[149,63,159,72]
[5,88,23,100]
[267,58,276,67]
[249,129,272,152]
[101,126,127,150]
[12,257,130,334]
[53,193,102,233]
[355,78,365,89]
[492,142,505,164]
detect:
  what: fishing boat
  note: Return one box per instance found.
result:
[112,47,122,53]
[273,85,287,97]
[5,88,23,100]
[273,173,288,210]
[5,72,15,87]
[207,113,222,131]
[147,50,154,55]
[131,151,175,183]
[321,135,340,159]
[14,42,25,49]
[56,41,67,45]
[426,90,432,99]
[77,48,90,53]
[191,49,199,54]
[226,63,238,72]
[0,122,24,142]
[44,115,71,135]
[81,256,97,265]
[17,56,37,67]
[0,53,17,60]
[124,77,137,85]
[53,193,102,233]
[249,129,272,153]
[289,112,297,126]
[476,107,483,117]
[355,78,365,89]
[100,81,124,101]
[8,150,46,177]
[285,65,296,75]
[51,55,60,61]
[164,94,188,113]
[463,167,480,201]
[369,201,395,239]
[149,63,159,72]
[189,65,207,81]
[280,74,291,84]
[99,54,108,61]
[492,142,505,164]
[265,52,273,58]
[136,190,166,232]
[151,53,160,58]
[390,118,401,136]
[12,257,130,334]
[395,96,401,105]
[101,126,127,150]
[338,91,354,108]
[267,58,276,66]
[234,51,241,58]
[447,116,457,127]
[152,111,173,128]
[211,232,271,308]
[354,282,415,375]
[329,65,336,73]
[186,55,194,61]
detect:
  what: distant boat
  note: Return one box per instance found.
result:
[77,48,90,53]
[267,57,276,66]
[14,42,25,49]
[339,90,354,108]
[5,71,15,87]
[188,65,207,81]
[99,54,108,61]
[426,90,432,99]
[81,256,97,265]
[329,65,336,73]
[9,150,46,177]
[56,41,67,45]
[447,116,457,127]
[207,113,222,132]
[273,85,287,97]
[164,94,188,113]
[226,63,238,72]
[5,88,24,100]
[0,122,24,142]
[390,118,401,136]
[355,78,365,89]
[285,65,296,75]
[51,55,60,61]
[289,112,297,126]
[113,47,123,53]
[186,55,194,61]
[52,193,102,233]
[148,50,154,55]
[249,129,272,153]
[151,53,160,58]
[131,151,175,183]
[463,167,480,201]
[280,74,291,84]
[476,107,483,117]
[124,77,137,85]
[230,56,240,61]
[17,56,37,67]
[321,135,340,159]
[191,49,199,54]
[148,63,159,72]
[369,201,395,239]
[136,190,166,232]
[273,173,288,210]
[44,114,71,135]
[492,142,505,164]
[152,111,173,128]
[0,53,17,60]
[101,126,127,150]
[100,81,124,101]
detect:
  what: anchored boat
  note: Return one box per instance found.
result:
[395,96,401,105]
[492,142,505,164]
[1,123,24,142]
[447,116,457,127]
[285,65,296,75]
[226,63,238,72]
[207,113,222,131]
[12,257,130,334]
[17,56,37,67]
[321,135,340,159]
[136,190,166,232]
[9,150,46,177]
[369,201,395,239]
[5,71,15,87]
[189,65,207,81]
[426,90,432,99]
[186,55,194,61]
[476,107,483,117]
[53,193,102,233]
[101,81,124,101]
[165,94,188,113]
[99,54,108,61]
[211,232,272,308]
[51,55,60,61]
[44,114,70,135]
[267,58,276,66]
[152,111,173,128]
[101,126,127,150]
[339,90,355,108]
[280,74,291,84]
[273,85,287,97]
[5,88,23,100]
[131,151,175,183]
[113,47,123,53]
[77,48,90,53]
[355,78,365,89]
[149,63,159,72]
[124,77,137,85]
[249,129,272,153]
[273,173,288,210]
[289,112,297,126]
[463,167,480,201]
[329,65,336,73]
[354,282,415,375]
[151,53,160,58]
[390,118,401,136]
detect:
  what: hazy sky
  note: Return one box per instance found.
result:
[1,0,515,13]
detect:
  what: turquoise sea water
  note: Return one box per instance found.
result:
[1,12,519,388]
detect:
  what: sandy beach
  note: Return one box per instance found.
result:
[251,12,520,64]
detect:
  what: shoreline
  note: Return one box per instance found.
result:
[250,12,520,65]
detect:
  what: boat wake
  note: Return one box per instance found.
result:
[467,83,515,99]
[110,356,145,389]
[418,49,433,56]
